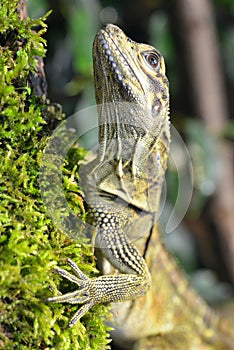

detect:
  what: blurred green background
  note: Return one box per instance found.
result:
[27,0,234,305]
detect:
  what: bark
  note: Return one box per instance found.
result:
[17,0,48,98]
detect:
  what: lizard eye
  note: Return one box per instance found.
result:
[143,52,160,70]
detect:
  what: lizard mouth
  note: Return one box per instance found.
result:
[93,25,142,101]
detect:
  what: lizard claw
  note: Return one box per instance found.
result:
[67,302,95,327]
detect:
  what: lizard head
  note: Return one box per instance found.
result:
[93,23,169,126]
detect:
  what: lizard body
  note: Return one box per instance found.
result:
[47,24,234,349]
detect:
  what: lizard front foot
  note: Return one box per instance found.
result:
[46,258,150,327]
[46,259,96,327]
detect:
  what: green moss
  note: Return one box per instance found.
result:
[0,1,111,349]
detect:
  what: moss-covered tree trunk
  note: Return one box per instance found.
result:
[0,1,110,349]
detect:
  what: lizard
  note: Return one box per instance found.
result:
[47,24,234,349]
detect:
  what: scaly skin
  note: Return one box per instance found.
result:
[47,24,234,349]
